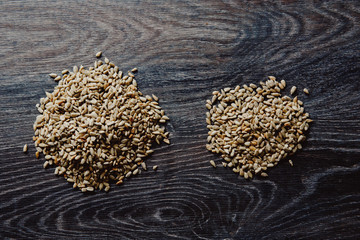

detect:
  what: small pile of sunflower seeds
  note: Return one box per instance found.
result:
[206,76,312,179]
[33,53,170,192]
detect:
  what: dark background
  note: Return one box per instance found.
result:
[1,0,359,239]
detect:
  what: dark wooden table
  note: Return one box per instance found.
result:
[1,0,359,239]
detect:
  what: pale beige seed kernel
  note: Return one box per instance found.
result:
[96,51,102,58]
[152,94,159,101]
[280,80,286,88]
[289,160,294,167]
[141,162,147,171]
[43,161,49,168]
[23,144,28,153]
[210,160,216,168]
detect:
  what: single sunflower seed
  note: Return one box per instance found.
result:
[23,144,28,153]
[289,160,294,167]
[210,160,216,168]
[96,51,102,58]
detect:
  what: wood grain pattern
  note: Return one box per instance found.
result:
[1,0,360,239]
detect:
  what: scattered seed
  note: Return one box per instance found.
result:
[303,88,309,94]
[289,160,294,167]
[96,51,102,58]
[49,73,57,78]
[23,144,28,153]
[141,162,147,171]
[210,160,216,168]
[131,68,138,72]
[150,94,158,102]
[67,178,74,183]
[43,161,49,168]
[54,76,61,81]
[290,86,297,95]
[280,79,286,88]
[61,69,69,75]
[153,165,158,171]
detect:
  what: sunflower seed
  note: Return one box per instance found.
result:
[33,54,170,192]
[43,161,49,168]
[96,51,102,58]
[206,76,312,179]
[289,160,294,167]
[141,162,147,170]
[210,160,216,168]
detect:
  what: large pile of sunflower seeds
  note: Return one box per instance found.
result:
[206,76,312,179]
[33,53,169,192]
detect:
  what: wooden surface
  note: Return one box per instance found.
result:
[1,0,360,239]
